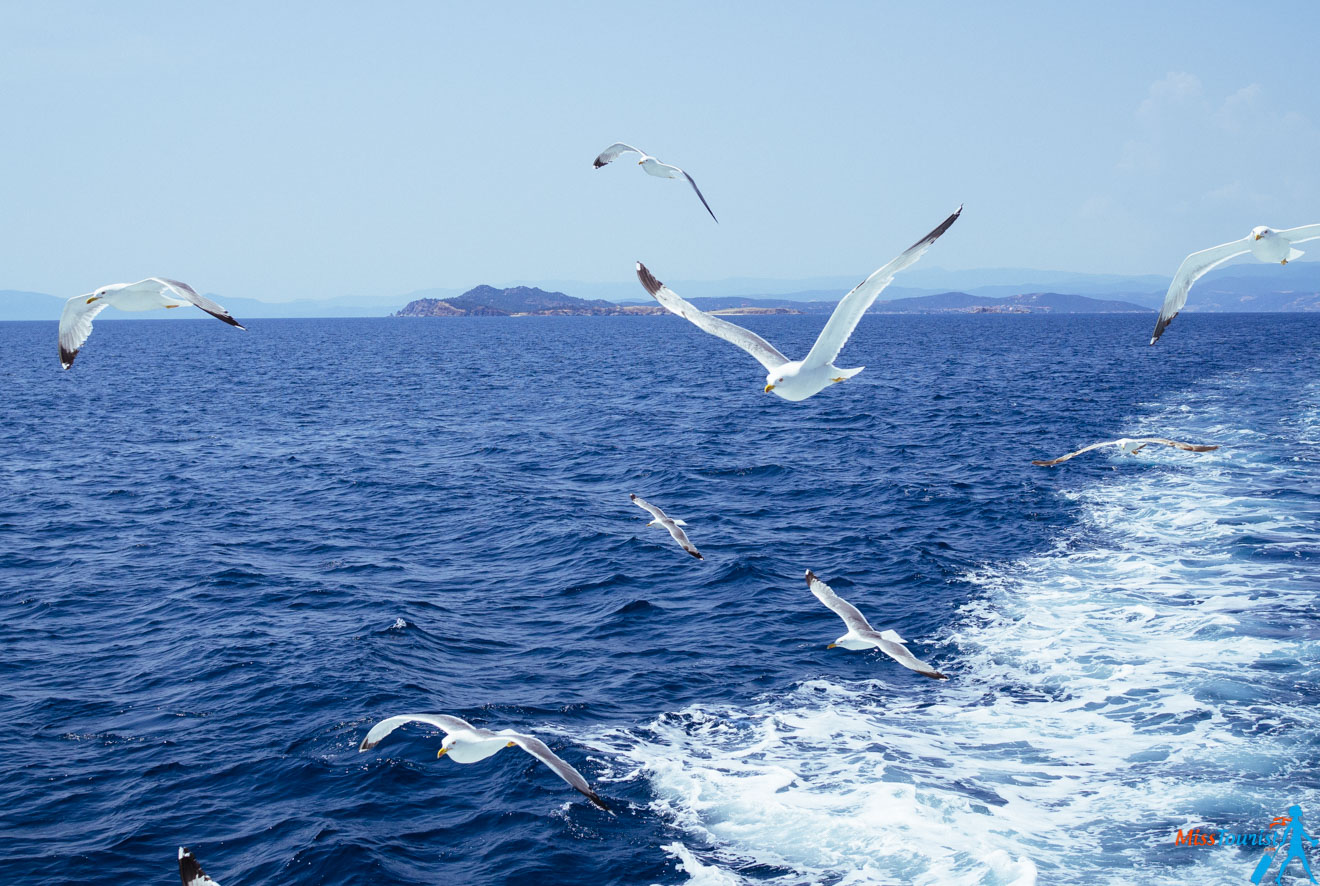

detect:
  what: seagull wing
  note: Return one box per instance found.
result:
[859,630,947,680]
[630,494,703,559]
[629,493,667,523]
[593,143,644,168]
[1150,239,1251,344]
[635,263,789,372]
[1031,440,1122,467]
[681,171,718,222]
[500,731,611,811]
[801,207,962,369]
[131,278,245,329]
[57,295,110,369]
[178,847,221,886]
[358,713,475,751]
[1278,223,1320,245]
[805,570,876,634]
[1132,437,1220,453]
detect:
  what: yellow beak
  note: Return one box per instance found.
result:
[764,384,775,393]
[86,296,99,304]
[827,643,837,649]
[506,741,516,747]
[1255,233,1263,240]
[436,747,447,758]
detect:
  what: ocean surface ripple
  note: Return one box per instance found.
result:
[0,313,1316,884]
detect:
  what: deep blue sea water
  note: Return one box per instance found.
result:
[1,313,1317,885]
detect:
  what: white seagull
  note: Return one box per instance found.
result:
[636,206,961,401]
[1151,223,1320,344]
[592,142,718,222]
[359,713,610,811]
[630,493,703,560]
[178,847,221,886]
[1031,437,1219,467]
[806,570,946,680]
[58,277,245,369]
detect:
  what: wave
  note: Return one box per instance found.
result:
[588,375,1320,885]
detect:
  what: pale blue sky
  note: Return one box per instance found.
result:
[2,2,1318,301]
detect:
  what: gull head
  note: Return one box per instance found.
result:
[763,362,818,401]
[1253,225,1272,241]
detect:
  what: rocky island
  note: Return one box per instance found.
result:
[394,285,801,317]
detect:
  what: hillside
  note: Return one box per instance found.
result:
[394,284,661,317]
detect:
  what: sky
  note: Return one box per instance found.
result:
[2,2,1319,302]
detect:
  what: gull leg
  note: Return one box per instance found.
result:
[1282,259,1289,265]
[831,376,846,383]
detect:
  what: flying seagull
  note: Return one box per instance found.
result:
[592,142,718,222]
[359,713,610,811]
[178,847,221,886]
[806,570,946,680]
[1031,437,1219,467]
[58,277,244,369]
[636,206,961,401]
[1151,223,1320,344]
[629,493,703,560]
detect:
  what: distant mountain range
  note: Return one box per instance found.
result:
[6,259,1320,320]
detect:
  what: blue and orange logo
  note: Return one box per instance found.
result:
[1174,805,1317,883]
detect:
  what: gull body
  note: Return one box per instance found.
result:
[806,570,946,680]
[1032,436,1219,467]
[636,207,961,401]
[592,142,718,222]
[58,277,244,369]
[1151,223,1320,344]
[630,493,702,559]
[359,713,610,810]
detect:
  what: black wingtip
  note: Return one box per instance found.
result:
[593,158,607,169]
[805,569,818,585]
[587,791,613,813]
[928,671,949,680]
[629,493,638,501]
[60,346,77,369]
[636,263,663,297]
[178,847,207,884]
[909,205,963,251]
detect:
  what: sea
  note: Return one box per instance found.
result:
[1,312,1317,885]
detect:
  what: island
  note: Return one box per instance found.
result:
[393,285,802,317]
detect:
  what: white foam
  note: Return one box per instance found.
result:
[588,376,1320,884]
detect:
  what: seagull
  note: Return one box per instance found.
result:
[592,143,718,222]
[1031,437,1219,466]
[636,206,961,401]
[359,713,610,811]
[1151,223,1320,344]
[178,847,221,886]
[630,493,702,560]
[805,570,946,680]
[58,277,245,369]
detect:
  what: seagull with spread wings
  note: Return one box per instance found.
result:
[1151,223,1320,344]
[806,570,946,680]
[630,493,703,560]
[58,277,245,369]
[636,206,961,401]
[359,713,610,811]
[1031,437,1219,467]
[592,142,718,222]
